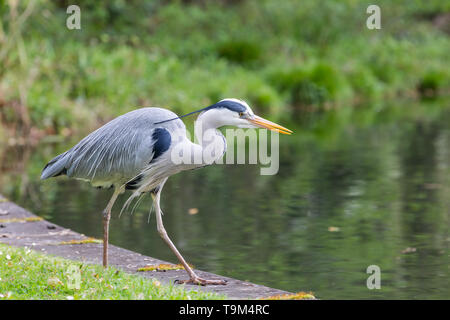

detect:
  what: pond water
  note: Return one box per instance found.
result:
[1,100,449,299]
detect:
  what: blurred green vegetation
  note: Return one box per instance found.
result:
[0,0,449,137]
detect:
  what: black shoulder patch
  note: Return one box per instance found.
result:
[151,127,171,162]
[125,173,144,190]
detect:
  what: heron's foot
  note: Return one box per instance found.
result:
[175,277,227,286]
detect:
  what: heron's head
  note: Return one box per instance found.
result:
[199,98,293,135]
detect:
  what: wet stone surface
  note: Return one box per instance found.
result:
[0,194,291,299]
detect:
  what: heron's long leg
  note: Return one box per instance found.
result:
[102,187,122,268]
[152,191,226,286]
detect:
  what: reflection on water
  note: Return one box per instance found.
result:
[1,101,449,299]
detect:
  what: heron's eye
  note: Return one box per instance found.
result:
[239,112,244,117]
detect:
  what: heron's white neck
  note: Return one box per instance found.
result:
[191,111,226,165]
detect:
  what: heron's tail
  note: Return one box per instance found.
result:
[41,151,69,180]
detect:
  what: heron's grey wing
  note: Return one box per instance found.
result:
[67,124,154,184]
[41,108,184,186]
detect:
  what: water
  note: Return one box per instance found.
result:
[1,101,449,299]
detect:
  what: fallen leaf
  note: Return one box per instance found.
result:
[188,208,199,215]
[261,292,316,300]
[57,238,102,245]
[0,217,43,223]
[136,293,145,300]
[47,277,63,287]
[152,280,161,287]
[328,226,340,232]
[137,263,193,272]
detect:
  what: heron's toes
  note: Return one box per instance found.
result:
[175,277,227,286]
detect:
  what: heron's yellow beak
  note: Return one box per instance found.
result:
[249,115,293,135]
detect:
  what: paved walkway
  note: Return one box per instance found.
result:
[0,194,291,299]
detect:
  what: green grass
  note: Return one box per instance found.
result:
[0,243,224,300]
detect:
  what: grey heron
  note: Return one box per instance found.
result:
[41,98,292,285]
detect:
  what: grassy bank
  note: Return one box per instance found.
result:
[0,0,449,139]
[0,243,223,299]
